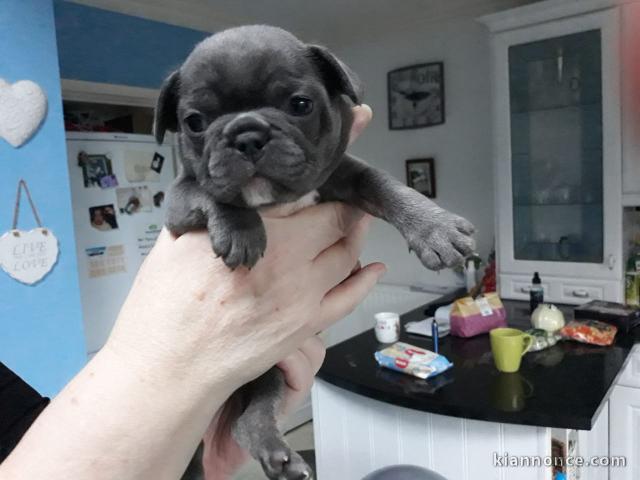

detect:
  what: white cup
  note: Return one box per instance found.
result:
[374,312,400,343]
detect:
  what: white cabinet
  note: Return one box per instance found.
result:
[609,384,640,479]
[578,403,610,480]
[616,349,640,389]
[500,273,622,304]
[481,1,624,304]
[621,2,640,206]
[314,380,612,480]
[608,347,640,479]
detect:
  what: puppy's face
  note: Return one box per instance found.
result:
[154,26,362,207]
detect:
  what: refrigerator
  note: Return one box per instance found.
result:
[66,132,176,355]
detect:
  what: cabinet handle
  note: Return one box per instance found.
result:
[520,287,532,293]
[607,254,616,271]
[572,289,590,298]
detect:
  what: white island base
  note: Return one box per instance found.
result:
[312,380,609,480]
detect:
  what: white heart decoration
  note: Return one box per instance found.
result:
[0,228,59,284]
[0,78,47,147]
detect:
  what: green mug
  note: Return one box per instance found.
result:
[490,328,533,373]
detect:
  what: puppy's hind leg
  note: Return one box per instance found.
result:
[181,443,205,480]
[233,368,313,480]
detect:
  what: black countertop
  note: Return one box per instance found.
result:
[318,291,640,430]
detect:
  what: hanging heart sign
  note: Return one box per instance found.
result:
[0,78,48,147]
[0,228,59,284]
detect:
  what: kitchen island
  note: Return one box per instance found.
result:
[312,295,640,480]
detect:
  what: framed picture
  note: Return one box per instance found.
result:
[406,158,436,198]
[388,62,445,130]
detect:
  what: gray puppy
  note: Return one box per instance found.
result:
[155,26,475,480]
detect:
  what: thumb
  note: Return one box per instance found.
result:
[318,262,386,331]
[348,104,373,146]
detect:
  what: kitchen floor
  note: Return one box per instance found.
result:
[232,421,315,479]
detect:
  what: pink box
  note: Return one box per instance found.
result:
[450,294,508,337]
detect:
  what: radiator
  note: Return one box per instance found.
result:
[321,283,441,347]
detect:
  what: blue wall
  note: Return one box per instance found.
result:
[0,0,87,396]
[54,1,210,89]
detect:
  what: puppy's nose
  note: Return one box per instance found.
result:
[233,130,268,157]
[224,113,271,160]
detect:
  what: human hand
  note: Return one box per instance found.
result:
[107,202,383,394]
[349,104,372,145]
[200,336,326,479]
[105,104,378,396]
[0,104,377,480]
[196,101,372,477]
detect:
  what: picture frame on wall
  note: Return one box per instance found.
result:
[406,158,436,198]
[388,62,445,130]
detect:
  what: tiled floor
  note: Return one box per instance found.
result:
[232,421,315,480]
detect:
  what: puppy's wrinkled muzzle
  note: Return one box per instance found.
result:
[204,108,313,205]
[223,112,272,162]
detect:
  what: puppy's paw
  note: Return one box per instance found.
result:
[407,209,476,271]
[258,443,313,480]
[209,223,267,270]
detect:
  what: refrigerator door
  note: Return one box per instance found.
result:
[66,132,176,355]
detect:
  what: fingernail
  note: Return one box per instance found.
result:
[375,263,387,278]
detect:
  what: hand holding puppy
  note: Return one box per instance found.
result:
[107,204,384,397]
[0,105,380,480]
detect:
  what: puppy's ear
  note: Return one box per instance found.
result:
[307,45,363,105]
[154,70,180,144]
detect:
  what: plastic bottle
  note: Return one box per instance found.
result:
[530,272,544,313]
[465,257,477,293]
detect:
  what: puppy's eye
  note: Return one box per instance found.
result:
[184,113,207,134]
[289,96,313,116]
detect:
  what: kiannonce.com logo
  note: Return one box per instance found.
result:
[493,452,627,468]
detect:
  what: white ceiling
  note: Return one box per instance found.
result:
[68,0,542,48]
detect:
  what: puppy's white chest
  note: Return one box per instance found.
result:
[241,177,275,207]
[259,190,320,217]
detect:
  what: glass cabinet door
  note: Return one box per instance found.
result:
[509,29,603,264]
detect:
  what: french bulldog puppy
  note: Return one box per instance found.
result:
[155,25,475,480]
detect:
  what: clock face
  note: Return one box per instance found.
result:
[388,63,444,129]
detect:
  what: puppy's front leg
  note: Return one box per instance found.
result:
[166,177,267,269]
[319,155,475,270]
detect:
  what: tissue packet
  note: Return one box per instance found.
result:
[374,342,453,380]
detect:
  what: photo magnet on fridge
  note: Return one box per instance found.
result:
[151,152,165,173]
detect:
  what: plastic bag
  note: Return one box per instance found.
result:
[559,320,617,346]
[526,328,561,352]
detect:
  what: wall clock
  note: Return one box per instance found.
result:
[388,62,445,130]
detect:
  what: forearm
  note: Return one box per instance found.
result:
[0,343,233,480]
